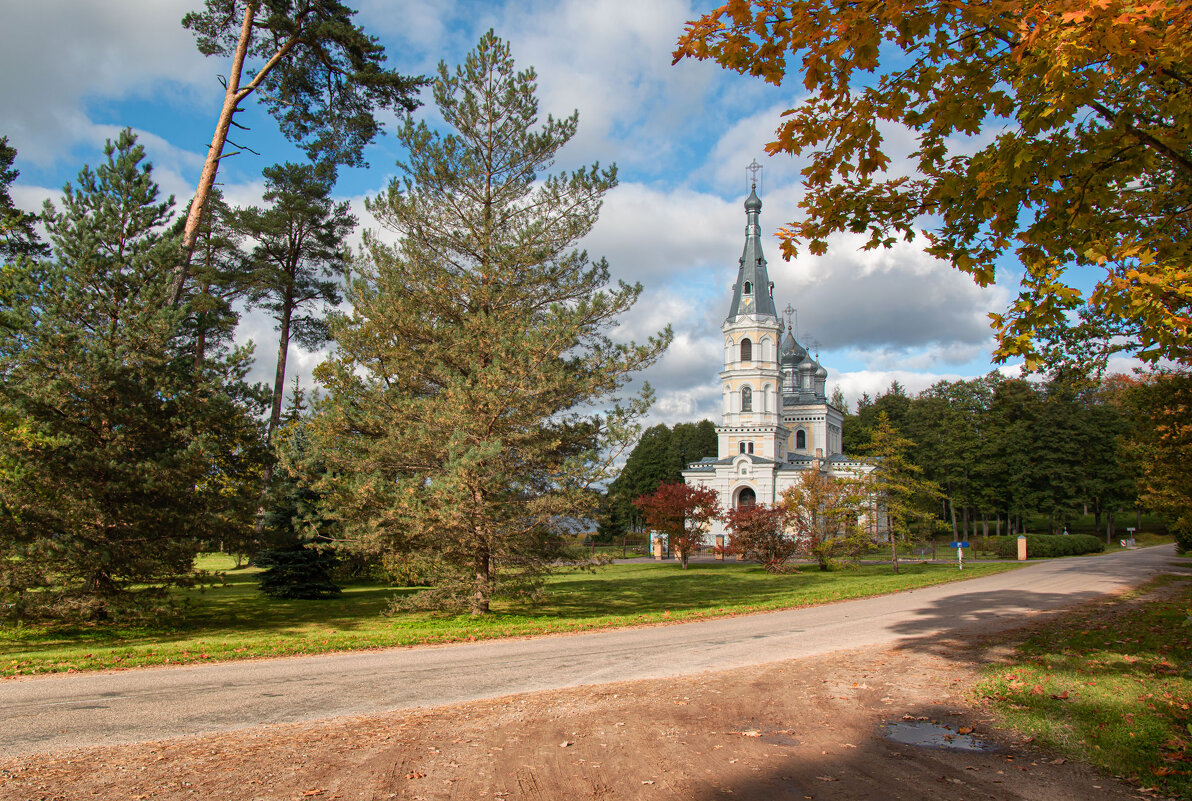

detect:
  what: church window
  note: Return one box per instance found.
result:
[739,442,746,454]
[747,442,754,454]
[796,429,806,449]
[740,338,752,362]
[743,281,752,295]
[741,385,752,412]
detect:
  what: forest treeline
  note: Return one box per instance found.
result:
[602,371,1191,548]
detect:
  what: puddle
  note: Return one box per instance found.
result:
[759,732,799,747]
[880,720,998,752]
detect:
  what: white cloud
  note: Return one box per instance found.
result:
[0,0,210,166]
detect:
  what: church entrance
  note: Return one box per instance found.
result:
[736,487,756,508]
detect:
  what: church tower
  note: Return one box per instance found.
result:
[684,167,873,535]
[717,185,788,464]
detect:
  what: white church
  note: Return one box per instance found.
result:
[682,182,874,541]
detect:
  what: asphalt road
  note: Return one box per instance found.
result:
[2,546,1185,759]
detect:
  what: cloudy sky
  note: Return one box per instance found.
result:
[1,0,1031,425]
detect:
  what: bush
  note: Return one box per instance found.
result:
[991,533,1105,559]
[1172,519,1192,555]
[256,548,342,599]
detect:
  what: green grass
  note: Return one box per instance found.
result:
[0,555,1021,677]
[975,576,1192,798]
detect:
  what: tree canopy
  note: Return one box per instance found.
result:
[172,0,426,301]
[0,137,47,262]
[0,131,266,621]
[675,0,1192,366]
[311,32,669,614]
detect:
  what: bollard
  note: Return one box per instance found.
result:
[715,534,725,561]
[1017,534,1027,561]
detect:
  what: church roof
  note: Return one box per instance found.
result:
[780,323,806,363]
[727,185,779,321]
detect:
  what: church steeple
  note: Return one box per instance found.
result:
[727,183,778,320]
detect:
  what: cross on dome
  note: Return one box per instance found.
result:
[746,159,763,193]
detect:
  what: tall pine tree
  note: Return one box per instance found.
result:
[312,32,669,615]
[0,130,266,621]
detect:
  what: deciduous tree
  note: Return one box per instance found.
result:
[1120,370,1192,551]
[676,0,1192,366]
[311,33,668,614]
[635,482,721,569]
[780,469,866,570]
[723,502,795,571]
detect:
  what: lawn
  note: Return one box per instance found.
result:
[0,556,1020,676]
[975,575,1192,799]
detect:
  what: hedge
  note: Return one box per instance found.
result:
[992,533,1105,559]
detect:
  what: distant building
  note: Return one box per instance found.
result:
[682,183,875,541]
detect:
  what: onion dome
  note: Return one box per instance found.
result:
[744,185,762,213]
[780,324,806,364]
[815,361,828,380]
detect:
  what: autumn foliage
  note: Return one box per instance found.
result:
[676,0,1192,366]
[634,483,722,569]
[780,469,867,571]
[724,503,798,572]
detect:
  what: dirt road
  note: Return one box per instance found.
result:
[1,546,1183,762]
[0,635,1156,800]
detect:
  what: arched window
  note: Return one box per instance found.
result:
[796,429,806,449]
[741,386,752,412]
[743,281,752,295]
[740,338,752,361]
[747,442,755,454]
[739,442,746,454]
[737,487,756,508]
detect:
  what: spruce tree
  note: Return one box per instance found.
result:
[312,32,669,615]
[0,130,266,621]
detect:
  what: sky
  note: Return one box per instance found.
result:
[0,0,1047,427]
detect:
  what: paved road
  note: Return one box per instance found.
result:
[2,546,1186,759]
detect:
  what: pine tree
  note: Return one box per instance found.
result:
[311,33,669,614]
[238,161,356,445]
[862,411,942,573]
[0,130,266,621]
[185,186,249,367]
[0,136,47,261]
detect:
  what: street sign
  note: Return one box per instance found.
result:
[950,540,969,570]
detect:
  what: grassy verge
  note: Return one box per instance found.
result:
[975,575,1192,798]
[0,557,1020,677]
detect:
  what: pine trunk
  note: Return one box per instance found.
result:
[171,1,259,305]
[472,549,491,616]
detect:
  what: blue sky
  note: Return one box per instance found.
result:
[0,0,1071,425]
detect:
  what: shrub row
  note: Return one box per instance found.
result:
[990,533,1105,559]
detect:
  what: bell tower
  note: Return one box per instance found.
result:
[718,171,788,462]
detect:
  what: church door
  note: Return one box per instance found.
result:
[737,487,756,508]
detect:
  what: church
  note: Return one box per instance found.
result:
[682,182,873,541]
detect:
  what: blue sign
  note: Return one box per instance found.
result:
[949,541,971,548]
